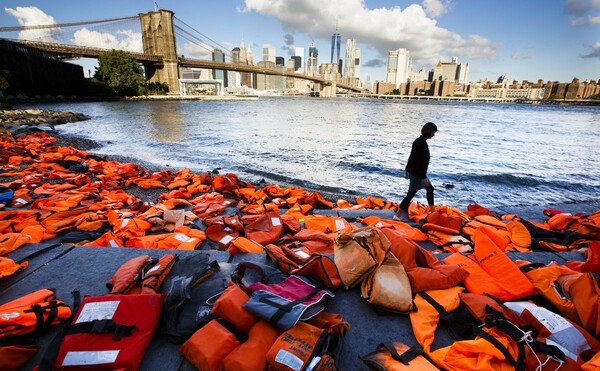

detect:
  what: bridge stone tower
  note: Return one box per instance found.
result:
[139,10,180,94]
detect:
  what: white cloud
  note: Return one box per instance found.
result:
[510,51,532,60]
[241,0,496,69]
[5,6,59,42]
[566,0,600,26]
[181,41,214,60]
[581,41,600,58]
[422,0,452,17]
[72,28,143,52]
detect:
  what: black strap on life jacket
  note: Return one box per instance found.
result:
[518,262,547,273]
[417,291,528,370]
[65,319,136,341]
[259,286,321,328]
[379,342,424,365]
[484,305,566,363]
[417,291,473,340]
[471,324,523,370]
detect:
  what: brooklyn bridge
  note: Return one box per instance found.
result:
[0,9,362,96]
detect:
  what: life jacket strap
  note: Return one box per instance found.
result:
[483,305,565,363]
[379,342,424,365]
[472,324,524,370]
[66,319,136,341]
[260,287,321,327]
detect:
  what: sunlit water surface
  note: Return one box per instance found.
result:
[23,98,600,208]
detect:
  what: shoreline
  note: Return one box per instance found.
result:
[3,108,599,211]
[5,94,599,106]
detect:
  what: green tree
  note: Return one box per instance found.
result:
[95,50,145,96]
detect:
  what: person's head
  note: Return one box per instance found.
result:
[421,122,438,139]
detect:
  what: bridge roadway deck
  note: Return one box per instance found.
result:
[3,201,598,370]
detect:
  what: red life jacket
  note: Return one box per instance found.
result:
[52,294,163,370]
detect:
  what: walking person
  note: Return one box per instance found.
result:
[395,122,438,219]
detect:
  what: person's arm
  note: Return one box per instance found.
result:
[412,141,429,179]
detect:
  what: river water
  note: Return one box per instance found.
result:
[20,98,600,209]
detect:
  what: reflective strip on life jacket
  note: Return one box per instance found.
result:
[53,294,163,371]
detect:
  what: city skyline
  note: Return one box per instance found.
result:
[1,0,599,84]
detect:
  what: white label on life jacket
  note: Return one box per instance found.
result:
[0,312,20,320]
[306,356,321,371]
[334,219,346,231]
[62,350,120,366]
[271,217,281,226]
[274,349,303,371]
[146,264,160,275]
[120,218,130,228]
[219,235,235,245]
[14,198,27,205]
[108,239,119,248]
[174,233,190,242]
[294,250,310,260]
[75,301,120,323]
[375,221,384,228]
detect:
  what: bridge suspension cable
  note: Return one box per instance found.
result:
[173,16,236,63]
[0,15,139,33]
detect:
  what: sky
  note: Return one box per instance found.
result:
[1,0,599,84]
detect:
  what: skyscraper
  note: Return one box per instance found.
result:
[386,48,411,86]
[263,44,276,63]
[330,29,341,64]
[212,48,228,87]
[307,40,318,76]
[294,47,305,71]
[344,38,360,80]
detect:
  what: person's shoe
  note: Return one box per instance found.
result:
[393,210,406,221]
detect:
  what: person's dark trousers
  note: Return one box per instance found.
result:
[399,184,434,211]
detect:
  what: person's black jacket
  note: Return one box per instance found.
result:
[405,135,430,179]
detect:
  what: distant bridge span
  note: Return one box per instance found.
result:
[2,9,363,95]
[12,39,360,93]
[180,58,359,91]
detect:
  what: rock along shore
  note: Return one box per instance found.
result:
[0,109,90,128]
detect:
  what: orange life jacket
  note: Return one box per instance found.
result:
[520,262,582,323]
[0,289,72,340]
[125,226,205,250]
[410,287,522,371]
[570,272,600,338]
[222,320,281,371]
[211,281,257,333]
[334,226,390,289]
[264,243,341,289]
[361,251,414,313]
[243,211,285,245]
[382,228,469,292]
[443,227,536,301]
[360,215,427,241]
[0,256,28,279]
[227,236,265,254]
[106,254,178,294]
[360,342,439,370]
[180,319,241,370]
[304,215,352,235]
